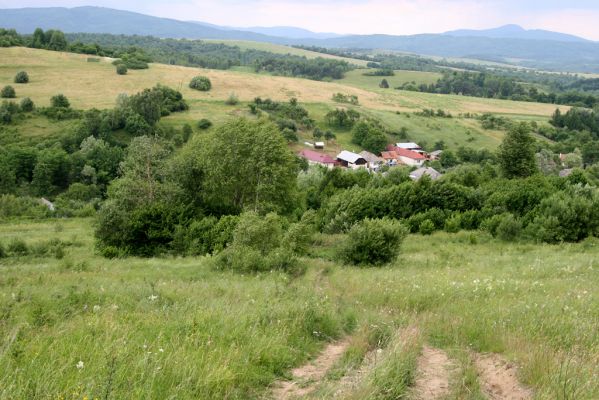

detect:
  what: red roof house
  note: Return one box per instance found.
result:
[298,149,337,169]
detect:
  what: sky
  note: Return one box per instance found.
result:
[2,0,599,40]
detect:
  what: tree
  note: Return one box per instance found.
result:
[20,97,34,112]
[14,71,29,84]
[324,130,336,141]
[47,30,67,51]
[1,86,16,99]
[379,79,390,89]
[191,118,298,214]
[50,94,70,108]
[498,123,538,178]
[189,76,212,91]
[116,65,128,75]
[127,88,162,125]
[31,28,45,48]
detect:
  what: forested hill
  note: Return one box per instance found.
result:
[2,6,599,73]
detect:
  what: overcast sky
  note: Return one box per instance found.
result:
[2,0,599,40]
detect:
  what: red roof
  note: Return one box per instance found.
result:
[298,149,336,164]
[388,146,426,160]
[381,151,399,160]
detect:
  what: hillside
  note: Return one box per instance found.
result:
[2,6,599,73]
[444,24,590,43]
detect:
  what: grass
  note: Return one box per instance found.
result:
[0,219,597,399]
[338,69,442,91]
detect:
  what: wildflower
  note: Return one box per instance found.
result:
[93,305,101,312]
[148,294,159,301]
[159,348,164,353]
[76,360,84,370]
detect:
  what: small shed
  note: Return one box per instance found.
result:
[336,150,367,169]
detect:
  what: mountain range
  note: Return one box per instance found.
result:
[1,6,598,72]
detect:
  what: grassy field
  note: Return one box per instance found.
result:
[338,69,442,91]
[0,219,597,399]
[0,47,566,119]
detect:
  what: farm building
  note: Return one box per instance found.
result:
[298,149,337,169]
[336,150,367,169]
[381,151,399,166]
[396,142,423,152]
[359,151,384,171]
[387,145,426,167]
[410,167,442,181]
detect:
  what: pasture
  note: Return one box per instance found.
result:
[0,219,597,399]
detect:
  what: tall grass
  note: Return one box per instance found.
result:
[0,220,597,399]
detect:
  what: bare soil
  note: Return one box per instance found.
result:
[475,353,533,400]
[411,345,454,400]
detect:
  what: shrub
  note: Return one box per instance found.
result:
[20,97,34,112]
[8,238,29,256]
[50,94,70,108]
[0,242,5,258]
[14,71,29,84]
[116,65,128,75]
[1,85,16,98]
[189,76,212,91]
[225,92,239,105]
[125,113,151,136]
[496,213,522,242]
[197,118,212,130]
[338,218,408,266]
[419,219,435,235]
[444,214,462,233]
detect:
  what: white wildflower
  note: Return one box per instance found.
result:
[148,294,159,301]
[76,361,84,370]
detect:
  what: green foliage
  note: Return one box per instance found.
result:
[419,219,435,235]
[338,218,408,266]
[332,93,359,105]
[197,118,212,130]
[1,85,16,99]
[14,71,29,84]
[379,78,390,88]
[189,76,212,91]
[351,120,389,154]
[116,64,128,75]
[325,108,360,129]
[225,92,239,105]
[50,94,70,108]
[496,213,522,242]
[498,123,538,178]
[19,97,34,112]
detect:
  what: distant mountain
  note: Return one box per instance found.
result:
[0,6,285,42]
[234,26,342,40]
[2,6,599,73]
[444,24,590,43]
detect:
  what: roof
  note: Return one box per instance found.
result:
[359,151,383,163]
[396,142,422,149]
[337,150,366,164]
[559,168,574,177]
[410,167,442,181]
[430,150,443,156]
[298,149,336,164]
[381,151,399,160]
[396,147,426,160]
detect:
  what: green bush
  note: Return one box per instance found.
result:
[419,219,435,235]
[496,213,522,242]
[8,238,29,256]
[225,92,239,105]
[197,118,212,130]
[116,65,128,75]
[189,76,212,91]
[338,218,408,266]
[14,71,29,83]
[50,94,70,108]
[20,97,34,112]
[444,214,462,233]
[0,242,5,258]
[1,85,16,98]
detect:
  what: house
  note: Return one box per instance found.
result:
[380,151,399,166]
[359,151,384,171]
[298,149,337,169]
[389,146,426,167]
[409,167,442,181]
[336,150,367,169]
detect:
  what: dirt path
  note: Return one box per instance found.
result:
[475,353,533,400]
[272,339,351,400]
[411,345,453,400]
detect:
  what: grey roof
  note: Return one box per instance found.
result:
[430,150,443,156]
[337,150,366,164]
[396,142,421,149]
[359,151,383,163]
[559,168,574,177]
[409,167,442,181]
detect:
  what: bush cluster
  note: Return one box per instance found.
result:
[189,76,212,91]
[14,71,29,84]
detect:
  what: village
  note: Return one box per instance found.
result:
[298,141,444,181]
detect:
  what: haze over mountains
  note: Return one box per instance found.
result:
[1,6,599,72]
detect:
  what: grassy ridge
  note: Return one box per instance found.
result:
[0,219,597,399]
